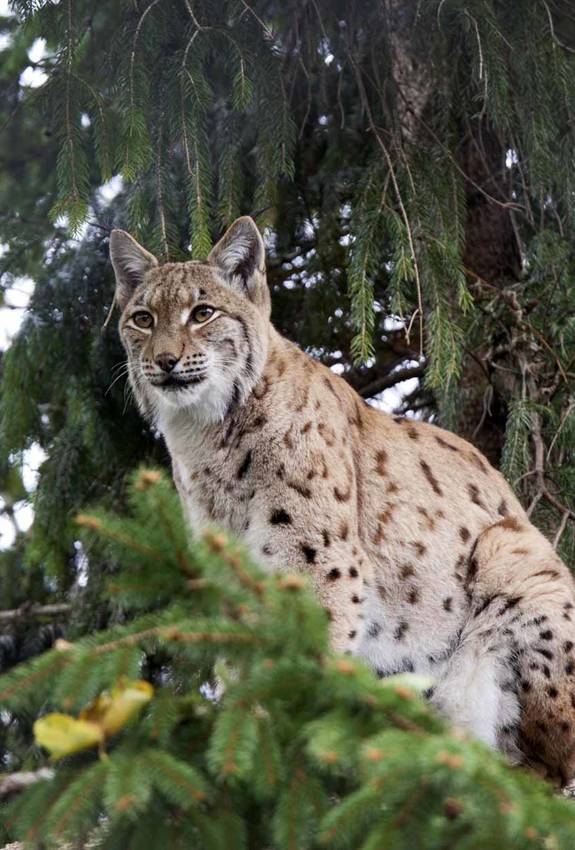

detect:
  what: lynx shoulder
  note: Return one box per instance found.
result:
[111,216,575,786]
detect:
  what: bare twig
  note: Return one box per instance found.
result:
[553,510,570,549]
[0,768,54,801]
[359,364,425,399]
[542,0,575,53]
[0,603,71,625]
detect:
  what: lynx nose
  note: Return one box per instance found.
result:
[155,352,180,373]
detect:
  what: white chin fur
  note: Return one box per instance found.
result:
[151,371,236,424]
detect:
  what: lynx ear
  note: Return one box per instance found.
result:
[208,217,269,311]
[109,230,158,310]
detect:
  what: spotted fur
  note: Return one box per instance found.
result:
[111,216,575,786]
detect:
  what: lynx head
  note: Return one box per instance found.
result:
[110,217,271,424]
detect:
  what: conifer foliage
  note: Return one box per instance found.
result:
[2,469,575,849]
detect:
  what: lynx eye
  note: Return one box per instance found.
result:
[191,305,215,324]
[132,311,154,329]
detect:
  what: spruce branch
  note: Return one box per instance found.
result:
[348,52,424,356]
[0,769,54,802]
[0,603,71,625]
[359,364,425,399]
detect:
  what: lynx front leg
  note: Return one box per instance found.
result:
[244,517,373,655]
[310,539,375,655]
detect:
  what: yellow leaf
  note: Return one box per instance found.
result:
[80,678,153,736]
[34,714,103,759]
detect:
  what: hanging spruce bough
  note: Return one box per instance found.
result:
[3,0,575,514]
[1,469,575,849]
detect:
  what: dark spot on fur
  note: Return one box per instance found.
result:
[564,641,574,653]
[287,481,312,498]
[548,686,559,699]
[539,629,553,641]
[543,665,551,679]
[327,568,341,580]
[406,426,419,440]
[501,595,522,613]
[352,594,361,604]
[339,521,349,541]
[469,452,490,474]
[498,516,522,532]
[322,529,331,547]
[394,621,409,641]
[334,484,352,502]
[270,509,291,525]
[407,587,419,604]
[349,566,358,578]
[521,680,531,692]
[276,464,285,479]
[301,544,317,564]
[534,647,554,661]
[348,630,357,639]
[459,526,470,542]
[498,499,509,516]
[350,400,367,431]
[466,557,479,584]
[375,449,387,476]
[322,376,340,399]
[443,597,453,612]
[300,421,312,434]
[400,564,415,579]
[417,506,435,530]
[467,483,487,510]
[368,622,381,638]
[435,435,459,452]
[317,422,335,447]
[419,458,443,496]
[294,385,310,413]
[566,662,574,675]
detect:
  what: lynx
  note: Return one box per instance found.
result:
[111,216,575,785]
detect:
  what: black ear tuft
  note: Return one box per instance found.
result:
[109,230,158,310]
[208,217,268,309]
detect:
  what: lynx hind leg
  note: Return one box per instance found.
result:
[436,515,575,784]
[429,614,521,752]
